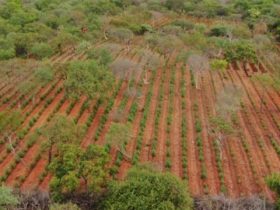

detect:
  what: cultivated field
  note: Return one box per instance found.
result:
[0,17,279,202]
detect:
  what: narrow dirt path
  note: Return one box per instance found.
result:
[185,67,202,196]
[170,63,183,177]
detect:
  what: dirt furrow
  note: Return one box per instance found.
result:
[185,68,202,196]
[212,70,255,196]
[170,63,183,177]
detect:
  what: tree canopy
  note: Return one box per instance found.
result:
[64,60,115,100]
[103,164,193,210]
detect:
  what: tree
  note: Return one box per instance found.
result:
[19,64,53,107]
[0,37,15,60]
[105,122,132,160]
[41,115,84,164]
[266,173,280,209]
[165,0,185,12]
[49,144,109,201]
[30,42,53,59]
[64,60,115,100]
[107,28,133,50]
[103,164,193,210]
[216,84,244,120]
[187,54,210,89]
[110,58,141,82]
[0,110,22,155]
[87,48,112,67]
[210,59,228,77]
[50,32,79,54]
[138,49,161,84]
[210,84,244,155]
[224,40,257,71]
[0,185,19,210]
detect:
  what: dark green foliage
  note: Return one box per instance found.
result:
[64,60,115,100]
[209,25,229,37]
[224,40,257,63]
[266,173,280,209]
[103,165,193,210]
[49,144,109,201]
[30,42,53,59]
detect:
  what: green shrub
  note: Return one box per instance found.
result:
[31,43,53,59]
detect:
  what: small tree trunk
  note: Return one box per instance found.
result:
[103,30,108,40]
[143,70,149,84]
[48,144,53,164]
[32,95,36,106]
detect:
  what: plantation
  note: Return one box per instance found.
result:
[0,0,280,209]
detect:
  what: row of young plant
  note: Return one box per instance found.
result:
[193,102,207,184]
[0,89,66,187]
[231,69,269,188]
[14,94,69,188]
[150,66,166,158]
[38,98,99,185]
[22,81,61,121]
[10,84,46,110]
[180,65,188,180]
[202,74,227,194]
[74,99,90,124]
[0,69,38,104]
[242,106,272,173]
[131,69,158,165]
[227,70,263,189]
[109,72,147,177]
[0,85,63,166]
[211,70,243,189]
[93,81,123,142]
[91,47,143,143]
[165,65,176,170]
[191,72,209,193]
[0,72,34,104]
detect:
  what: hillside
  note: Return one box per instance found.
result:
[0,0,280,209]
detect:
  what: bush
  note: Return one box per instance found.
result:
[103,164,193,210]
[209,25,229,37]
[0,38,15,60]
[31,43,53,59]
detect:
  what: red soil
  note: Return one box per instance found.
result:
[170,63,183,177]
[185,67,202,196]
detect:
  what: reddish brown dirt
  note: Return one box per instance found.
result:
[208,70,239,197]
[185,68,202,196]
[22,81,63,128]
[139,66,162,163]
[80,80,128,148]
[211,70,255,196]
[232,65,280,157]
[95,50,140,145]
[39,173,52,190]
[117,71,153,179]
[69,96,87,119]
[21,158,48,190]
[0,81,62,160]
[170,63,183,177]
[152,52,176,171]
[225,67,272,197]
[78,101,95,125]
[21,94,72,189]
[5,91,65,186]
[197,74,220,195]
